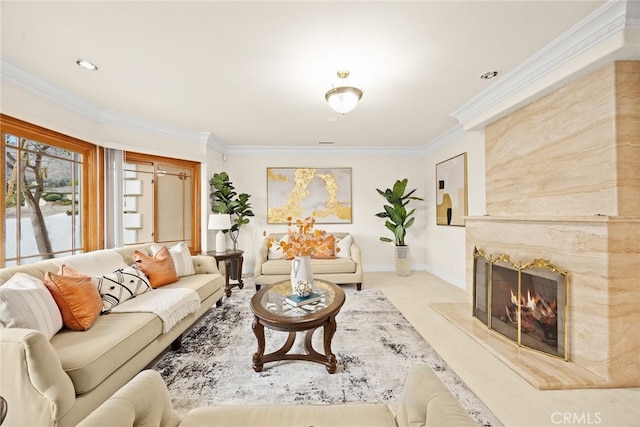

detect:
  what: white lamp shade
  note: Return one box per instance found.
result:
[208,214,231,230]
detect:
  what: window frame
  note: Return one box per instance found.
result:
[124,151,201,254]
[1,114,103,265]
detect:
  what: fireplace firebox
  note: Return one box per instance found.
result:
[473,247,568,360]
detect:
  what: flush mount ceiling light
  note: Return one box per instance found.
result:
[325,70,363,114]
[76,59,98,71]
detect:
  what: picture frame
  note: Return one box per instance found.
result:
[436,153,467,226]
[266,167,352,224]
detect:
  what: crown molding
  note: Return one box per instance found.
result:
[420,125,465,155]
[203,132,228,152]
[100,109,208,144]
[451,0,636,128]
[1,56,209,145]
[1,56,104,120]
[224,144,427,157]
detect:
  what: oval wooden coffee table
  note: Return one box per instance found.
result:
[250,279,346,373]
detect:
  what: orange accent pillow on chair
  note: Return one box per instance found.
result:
[312,234,336,259]
[133,247,179,288]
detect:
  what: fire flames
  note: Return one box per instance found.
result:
[506,289,557,341]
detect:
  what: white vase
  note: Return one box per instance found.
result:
[290,255,313,293]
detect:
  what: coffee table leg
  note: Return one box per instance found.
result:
[323,318,338,373]
[252,316,265,372]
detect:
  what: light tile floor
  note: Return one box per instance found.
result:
[354,271,640,427]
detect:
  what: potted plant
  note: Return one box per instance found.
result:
[209,172,254,251]
[374,178,423,276]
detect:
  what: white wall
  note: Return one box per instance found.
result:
[2,79,484,290]
[422,131,485,288]
[217,150,429,277]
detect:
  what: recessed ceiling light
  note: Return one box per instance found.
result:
[480,70,499,80]
[326,116,338,122]
[76,59,98,71]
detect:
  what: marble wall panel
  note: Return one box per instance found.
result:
[615,61,640,216]
[607,220,640,385]
[485,63,620,217]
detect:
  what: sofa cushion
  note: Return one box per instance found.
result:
[158,273,223,303]
[181,403,396,427]
[133,247,179,288]
[51,311,161,394]
[261,257,357,275]
[0,273,63,339]
[151,242,196,277]
[55,249,129,277]
[93,265,152,313]
[44,267,103,331]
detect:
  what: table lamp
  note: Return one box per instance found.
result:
[208,213,231,253]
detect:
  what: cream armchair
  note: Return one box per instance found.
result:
[254,232,363,291]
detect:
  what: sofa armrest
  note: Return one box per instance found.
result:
[78,370,181,427]
[350,243,362,271]
[191,255,220,274]
[396,365,476,427]
[0,328,76,426]
[254,243,268,278]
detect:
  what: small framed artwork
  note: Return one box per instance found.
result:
[266,167,352,224]
[436,153,467,226]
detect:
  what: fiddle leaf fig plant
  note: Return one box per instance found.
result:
[209,172,254,249]
[375,178,423,246]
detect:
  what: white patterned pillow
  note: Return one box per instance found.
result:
[335,234,353,258]
[93,265,152,313]
[268,235,289,260]
[0,273,63,339]
[151,242,195,277]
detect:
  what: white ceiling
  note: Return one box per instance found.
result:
[1,1,609,149]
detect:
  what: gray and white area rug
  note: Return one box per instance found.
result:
[154,287,501,426]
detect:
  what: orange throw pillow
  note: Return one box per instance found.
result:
[312,234,336,259]
[133,247,179,288]
[43,265,103,331]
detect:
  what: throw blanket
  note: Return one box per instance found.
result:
[111,288,200,333]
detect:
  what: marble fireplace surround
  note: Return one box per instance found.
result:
[434,61,639,390]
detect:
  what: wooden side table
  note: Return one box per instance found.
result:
[203,249,244,297]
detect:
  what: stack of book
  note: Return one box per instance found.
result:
[284,291,322,307]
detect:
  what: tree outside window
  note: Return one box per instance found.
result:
[1,115,101,266]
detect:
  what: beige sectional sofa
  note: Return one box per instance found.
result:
[254,232,363,290]
[0,243,225,427]
[78,364,477,427]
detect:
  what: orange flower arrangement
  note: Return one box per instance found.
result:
[264,215,332,259]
